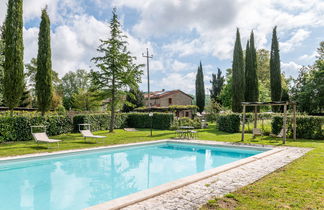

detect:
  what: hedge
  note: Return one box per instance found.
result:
[272,115,324,139]
[217,114,241,133]
[0,115,73,142]
[127,113,174,130]
[73,113,128,132]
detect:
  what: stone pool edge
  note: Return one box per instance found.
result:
[85,140,283,210]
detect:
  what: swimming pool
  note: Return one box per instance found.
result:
[0,141,268,210]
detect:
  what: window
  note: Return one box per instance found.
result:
[185,112,189,117]
[168,98,172,105]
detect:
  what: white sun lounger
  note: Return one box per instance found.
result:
[270,128,286,138]
[252,128,263,137]
[32,132,61,148]
[80,130,105,142]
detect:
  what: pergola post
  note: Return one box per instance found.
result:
[293,103,297,140]
[283,103,287,144]
[241,105,246,141]
[254,106,258,128]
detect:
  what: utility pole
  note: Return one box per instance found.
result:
[142,48,153,136]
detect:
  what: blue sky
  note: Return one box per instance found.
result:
[0,0,323,94]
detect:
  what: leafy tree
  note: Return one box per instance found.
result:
[270,26,282,111]
[25,57,61,107]
[3,0,24,115]
[122,87,144,112]
[231,28,245,112]
[72,89,102,111]
[195,61,205,113]
[219,68,232,109]
[60,69,90,110]
[0,25,4,105]
[257,49,270,88]
[210,68,224,103]
[91,8,143,132]
[291,42,324,113]
[35,8,53,116]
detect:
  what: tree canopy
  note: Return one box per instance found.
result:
[270,26,282,111]
[3,0,25,115]
[195,61,205,113]
[231,29,245,112]
[91,8,143,132]
[35,8,53,115]
[210,68,224,103]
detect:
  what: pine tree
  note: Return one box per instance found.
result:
[245,31,259,111]
[232,28,245,112]
[270,26,282,112]
[3,0,24,115]
[19,83,31,107]
[195,61,205,113]
[122,87,144,112]
[36,8,53,116]
[91,8,143,132]
[210,68,224,103]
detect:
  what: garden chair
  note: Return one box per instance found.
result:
[31,126,61,148]
[252,128,263,138]
[79,124,105,142]
[270,128,286,138]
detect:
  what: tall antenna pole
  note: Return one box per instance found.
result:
[142,48,153,136]
[142,48,153,108]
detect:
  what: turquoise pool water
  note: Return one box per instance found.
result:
[0,142,267,210]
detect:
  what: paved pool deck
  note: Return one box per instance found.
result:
[86,140,311,210]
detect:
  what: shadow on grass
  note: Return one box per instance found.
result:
[29,145,50,150]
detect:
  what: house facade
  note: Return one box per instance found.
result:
[144,89,194,118]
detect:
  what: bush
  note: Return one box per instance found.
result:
[217,114,241,133]
[170,117,201,130]
[127,113,173,130]
[272,115,324,139]
[0,115,73,142]
[73,113,128,132]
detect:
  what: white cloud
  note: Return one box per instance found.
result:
[172,60,193,72]
[298,51,317,62]
[280,29,311,52]
[281,61,302,78]
[159,72,196,93]
[115,0,324,60]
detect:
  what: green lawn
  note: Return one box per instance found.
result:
[0,125,323,209]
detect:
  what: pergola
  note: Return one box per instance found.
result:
[241,101,297,144]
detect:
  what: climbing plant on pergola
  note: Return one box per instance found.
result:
[241,101,297,144]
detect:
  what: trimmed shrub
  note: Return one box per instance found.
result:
[217,114,241,133]
[73,113,128,132]
[127,113,174,130]
[170,117,201,130]
[0,115,73,142]
[271,115,324,139]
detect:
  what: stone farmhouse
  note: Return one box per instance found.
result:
[144,89,194,118]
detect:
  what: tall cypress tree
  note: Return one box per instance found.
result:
[0,25,5,105]
[270,26,282,111]
[195,61,205,113]
[232,28,245,112]
[245,31,259,111]
[36,8,53,116]
[3,0,24,115]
